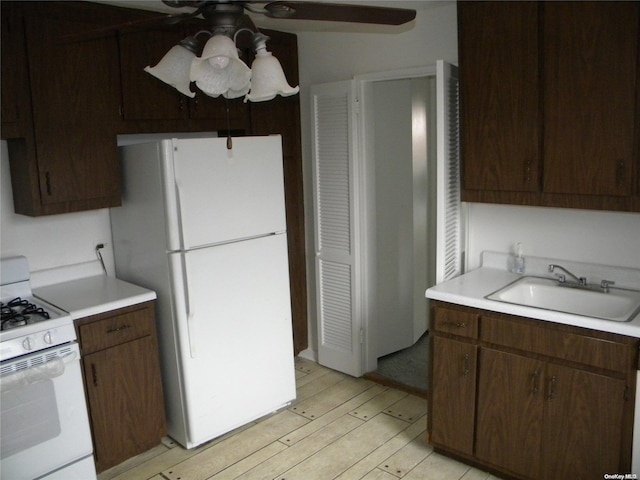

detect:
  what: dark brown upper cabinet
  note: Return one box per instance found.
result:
[2,2,122,216]
[459,1,640,212]
[542,1,637,198]
[459,1,540,194]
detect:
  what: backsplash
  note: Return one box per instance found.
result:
[465,203,640,271]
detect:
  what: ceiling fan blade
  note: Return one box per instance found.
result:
[262,1,416,25]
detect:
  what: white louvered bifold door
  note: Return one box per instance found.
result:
[311,81,362,377]
[436,60,462,283]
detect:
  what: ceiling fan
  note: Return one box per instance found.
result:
[159,1,418,30]
[124,1,415,102]
[64,1,416,108]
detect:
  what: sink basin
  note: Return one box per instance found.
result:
[485,276,640,322]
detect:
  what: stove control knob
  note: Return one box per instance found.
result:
[22,336,34,351]
[43,331,52,344]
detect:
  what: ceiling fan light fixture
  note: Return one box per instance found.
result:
[144,44,196,98]
[244,33,299,102]
[199,34,241,63]
[245,48,299,102]
[189,34,251,98]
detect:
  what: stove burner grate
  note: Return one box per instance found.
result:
[1,297,51,331]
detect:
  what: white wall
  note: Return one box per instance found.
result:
[465,203,640,271]
[0,141,115,275]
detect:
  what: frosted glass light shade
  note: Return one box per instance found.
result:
[190,35,251,99]
[245,49,299,102]
[144,45,196,98]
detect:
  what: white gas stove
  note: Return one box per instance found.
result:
[0,256,96,480]
[0,256,76,362]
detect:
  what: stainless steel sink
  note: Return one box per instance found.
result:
[485,276,640,322]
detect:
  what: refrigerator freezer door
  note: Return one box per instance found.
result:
[170,136,287,250]
[167,233,296,448]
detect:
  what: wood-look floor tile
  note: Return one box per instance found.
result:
[275,413,412,479]
[162,410,309,480]
[402,451,472,480]
[361,469,401,480]
[459,467,499,480]
[290,376,377,419]
[235,413,364,480]
[349,388,408,421]
[334,414,428,480]
[383,394,428,423]
[294,357,323,375]
[280,384,386,446]
[206,442,288,480]
[295,369,348,399]
[377,434,432,477]
[97,444,168,480]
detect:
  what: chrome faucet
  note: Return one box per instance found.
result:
[548,264,587,286]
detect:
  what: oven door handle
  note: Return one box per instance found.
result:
[0,350,77,393]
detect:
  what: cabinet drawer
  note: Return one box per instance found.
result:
[433,305,479,339]
[481,315,637,373]
[78,304,155,354]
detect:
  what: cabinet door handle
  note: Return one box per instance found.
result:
[524,159,532,184]
[45,172,52,196]
[106,324,131,334]
[530,370,540,395]
[91,363,98,387]
[462,353,471,376]
[548,375,557,400]
[616,160,626,187]
[445,321,466,328]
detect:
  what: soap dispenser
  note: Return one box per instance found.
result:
[513,242,526,274]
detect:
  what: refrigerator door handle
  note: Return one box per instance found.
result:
[183,261,198,359]
[162,140,183,252]
[186,311,197,358]
[172,181,187,252]
[169,251,198,359]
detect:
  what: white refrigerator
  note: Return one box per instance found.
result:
[110,135,296,449]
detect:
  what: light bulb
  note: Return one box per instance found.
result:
[208,55,230,69]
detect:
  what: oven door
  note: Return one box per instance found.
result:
[0,342,96,480]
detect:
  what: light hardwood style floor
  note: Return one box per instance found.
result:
[98,358,503,480]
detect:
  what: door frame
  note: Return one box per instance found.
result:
[355,66,437,374]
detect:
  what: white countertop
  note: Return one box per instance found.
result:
[34,275,156,319]
[426,253,640,339]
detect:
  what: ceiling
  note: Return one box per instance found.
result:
[92,1,445,33]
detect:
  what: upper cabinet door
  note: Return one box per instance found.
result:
[459,1,540,193]
[542,1,639,197]
[25,14,121,207]
[119,27,191,121]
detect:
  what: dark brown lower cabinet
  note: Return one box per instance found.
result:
[476,349,544,479]
[429,302,637,480]
[76,301,166,472]
[430,336,477,456]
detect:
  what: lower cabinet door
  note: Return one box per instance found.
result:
[475,348,544,480]
[430,336,477,455]
[83,336,165,472]
[543,364,626,480]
